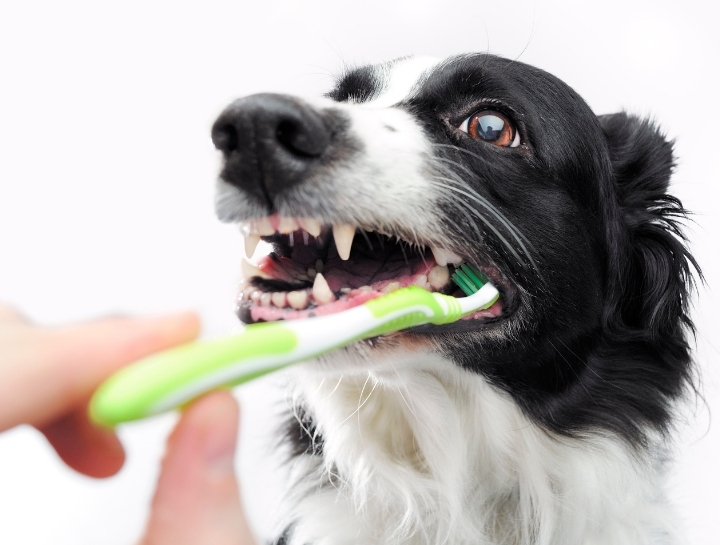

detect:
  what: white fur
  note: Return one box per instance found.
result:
[282,94,455,251]
[361,56,440,108]
[277,348,678,545]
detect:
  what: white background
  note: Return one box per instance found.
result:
[0,0,718,543]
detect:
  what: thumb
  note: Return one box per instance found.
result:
[140,390,256,545]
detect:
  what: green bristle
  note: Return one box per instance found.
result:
[451,269,477,296]
[460,263,487,286]
[451,263,487,296]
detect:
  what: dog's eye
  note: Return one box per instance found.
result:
[459,111,520,148]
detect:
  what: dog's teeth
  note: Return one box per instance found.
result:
[260,293,272,307]
[271,291,287,308]
[279,217,298,234]
[242,286,255,300]
[287,290,309,310]
[244,234,261,258]
[315,259,324,273]
[428,265,450,289]
[250,290,262,304]
[298,218,322,237]
[413,274,429,290]
[358,285,373,291]
[312,273,336,304]
[302,230,309,245]
[430,246,463,267]
[333,223,356,260]
[253,217,275,236]
[380,281,401,294]
[340,287,351,294]
[307,267,317,279]
[241,258,270,280]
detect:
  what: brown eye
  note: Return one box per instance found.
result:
[460,110,519,147]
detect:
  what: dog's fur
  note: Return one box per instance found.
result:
[212,54,697,545]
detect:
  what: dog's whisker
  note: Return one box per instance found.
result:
[429,158,539,269]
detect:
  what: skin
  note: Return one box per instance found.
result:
[0,304,256,545]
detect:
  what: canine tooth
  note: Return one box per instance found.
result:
[287,290,309,310]
[333,223,356,261]
[241,258,270,279]
[315,259,324,273]
[430,246,463,267]
[298,218,321,237]
[428,265,450,289]
[279,217,298,234]
[260,293,272,307]
[307,267,317,279]
[271,292,287,308]
[244,234,261,258]
[380,281,401,294]
[312,273,336,304]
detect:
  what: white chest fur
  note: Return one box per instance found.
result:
[278,351,678,545]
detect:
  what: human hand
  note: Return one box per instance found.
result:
[0,303,258,544]
[0,303,200,477]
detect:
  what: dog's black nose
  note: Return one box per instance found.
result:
[211,93,331,204]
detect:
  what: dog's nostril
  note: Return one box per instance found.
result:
[211,124,238,154]
[276,119,327,158]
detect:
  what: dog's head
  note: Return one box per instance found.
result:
[212,54,696,445]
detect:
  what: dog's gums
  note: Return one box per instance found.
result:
[236,213,505,323]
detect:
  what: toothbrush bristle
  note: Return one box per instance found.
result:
[452,263,487,296]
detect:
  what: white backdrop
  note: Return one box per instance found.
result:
[0,1,718,543]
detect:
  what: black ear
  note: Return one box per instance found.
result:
[599,112,697,337]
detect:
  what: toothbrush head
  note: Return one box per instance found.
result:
[451,263,489,295]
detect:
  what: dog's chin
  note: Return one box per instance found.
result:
[234,214,520,341]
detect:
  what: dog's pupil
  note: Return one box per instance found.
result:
[477,114,505,141]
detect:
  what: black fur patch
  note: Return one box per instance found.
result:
[282,403,325,458]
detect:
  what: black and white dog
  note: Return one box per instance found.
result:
[211,54,697,545]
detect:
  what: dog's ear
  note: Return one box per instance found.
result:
[599,112,697,337]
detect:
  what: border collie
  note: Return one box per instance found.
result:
[211,54,697,545]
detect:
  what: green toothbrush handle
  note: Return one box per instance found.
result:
[89,284,498,427]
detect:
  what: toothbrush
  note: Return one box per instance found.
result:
[89,264,498,427]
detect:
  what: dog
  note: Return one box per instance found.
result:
[210,54,697,545]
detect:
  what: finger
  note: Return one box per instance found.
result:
[0,311,200,431]
[38,405,126,478]
[140,391,256,545]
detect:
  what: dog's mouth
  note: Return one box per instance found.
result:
[236,214,512,328]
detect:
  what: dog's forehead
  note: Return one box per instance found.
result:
[366,56,441,107]
[330,56,442,106]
